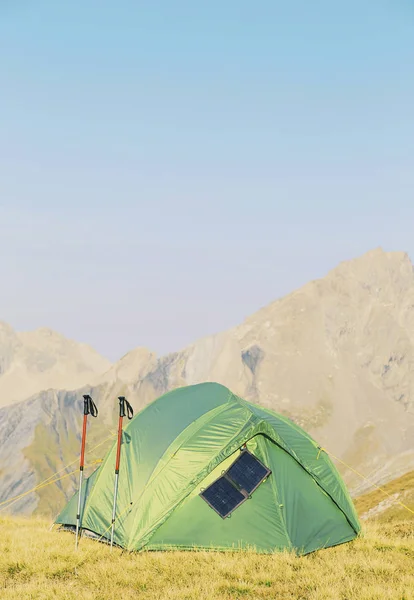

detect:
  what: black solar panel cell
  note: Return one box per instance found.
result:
[200,448,271,518]
[200,476,246,518]
[227,450,271,494]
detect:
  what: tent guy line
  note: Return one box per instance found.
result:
[0,435,115,512]
[317,447,414,517]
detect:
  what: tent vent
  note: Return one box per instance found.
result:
[200,449,271,518]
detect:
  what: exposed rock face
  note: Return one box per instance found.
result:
[1,248,414,516]
[0,324,111,408]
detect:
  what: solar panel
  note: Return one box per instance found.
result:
[200,476,246,518]
[227,450,271,495]
[200,448,271,518]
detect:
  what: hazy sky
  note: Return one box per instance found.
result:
[1,1,413,361]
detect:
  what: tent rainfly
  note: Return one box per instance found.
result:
[56,382,360,555]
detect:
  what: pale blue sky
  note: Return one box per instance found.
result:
[1,1,413,360]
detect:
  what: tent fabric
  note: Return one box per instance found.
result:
[55,382,360,554]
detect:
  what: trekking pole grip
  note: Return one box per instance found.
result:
[118,396,134,420]
[83,394,98,417]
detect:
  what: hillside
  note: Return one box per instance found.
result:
[0,477,413,600]
[356,470,414,522]
[0,323,111,408]
[1,248,414,517]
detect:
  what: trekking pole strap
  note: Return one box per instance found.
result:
[118,396,133,419]
[83,394,98,417]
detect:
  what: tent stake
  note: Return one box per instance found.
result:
[110,396,133,550]
[75,394,98,550]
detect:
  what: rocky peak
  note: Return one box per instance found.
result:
[0,322,111,408]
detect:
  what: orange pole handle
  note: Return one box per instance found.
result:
[79,414,88,471]
[115,415,124,473]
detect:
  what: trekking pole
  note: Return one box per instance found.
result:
[75,394,98,550]
[110,396,133,549]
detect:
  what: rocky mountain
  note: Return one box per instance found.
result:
[1,248,414,517]
[0,324,111,408]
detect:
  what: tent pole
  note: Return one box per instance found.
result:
[110,396,133,550]
[75,394,98,550]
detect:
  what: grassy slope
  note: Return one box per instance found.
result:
[355,470,414,522]
[23,415,116,516]
[1,474,413,600]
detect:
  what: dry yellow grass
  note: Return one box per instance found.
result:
[1,470,414,599]
[0,516,413,600]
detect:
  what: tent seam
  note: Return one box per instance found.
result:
[258,436,293,551]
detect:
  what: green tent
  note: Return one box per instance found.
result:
[56,382,360,554]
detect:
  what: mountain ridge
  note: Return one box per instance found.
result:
[0,322,111,408]
[1,248,414,517]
